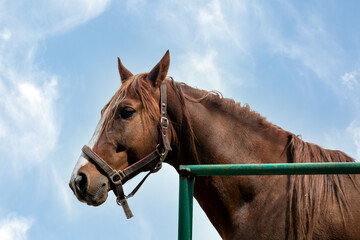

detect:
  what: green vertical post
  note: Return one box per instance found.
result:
[178,174,195,240]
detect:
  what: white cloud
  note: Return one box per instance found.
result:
[157,0,250,53]
[323,120,360,161]
[0,76,58,166]
[173,49,225,93]
[0,29,11,41]
[195,0,249,54]
[0,214,33,240]
[251,2,342,82]
[155,0,238,95]
[0,0,110,171]
[157,1,348,95]
[341,69,360,89]
[45,0,111,35]
[163,1,346,92]
[197,1,229,42]
[0,0,110,43]
[153,1,258,97]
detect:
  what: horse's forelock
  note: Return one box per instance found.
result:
[100,74,160,135]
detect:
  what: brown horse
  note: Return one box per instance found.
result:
[69,51,360,239]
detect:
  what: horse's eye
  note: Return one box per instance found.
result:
[120,107,136,119]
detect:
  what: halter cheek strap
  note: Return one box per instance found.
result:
[82,82,171,219]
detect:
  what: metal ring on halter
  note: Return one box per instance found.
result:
[109,170,125,185]
[156,144,166,156]
[154,144,167,171]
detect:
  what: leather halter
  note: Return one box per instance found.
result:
[82,82,172,219]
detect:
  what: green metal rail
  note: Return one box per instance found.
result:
[178,162,360,240]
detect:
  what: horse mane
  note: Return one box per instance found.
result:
[173,79,286,143]
[286,135,358,239]
[167,79,202,164]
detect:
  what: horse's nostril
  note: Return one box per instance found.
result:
[116,144,126,153]
[75,173,88,194]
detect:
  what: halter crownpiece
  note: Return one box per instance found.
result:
[82,82,172,219]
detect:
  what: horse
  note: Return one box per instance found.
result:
[69,51,360,239]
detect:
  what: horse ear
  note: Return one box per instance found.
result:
[118,57,133,84]
[147,50,170,87]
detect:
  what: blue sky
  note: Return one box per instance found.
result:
[0,1,360,239]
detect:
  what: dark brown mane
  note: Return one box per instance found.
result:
[177,80,285,137]
[286,135,358,239]
[166,79,201,164]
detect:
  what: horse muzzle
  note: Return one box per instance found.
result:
[69,168,110,206]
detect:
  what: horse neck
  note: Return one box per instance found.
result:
[166,82,291,237]
[167,83,290,166]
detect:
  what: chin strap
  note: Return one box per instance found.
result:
[81,82,171,219]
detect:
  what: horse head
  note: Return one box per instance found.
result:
[69,51,172,209]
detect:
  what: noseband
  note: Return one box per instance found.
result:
[81,82,172,219]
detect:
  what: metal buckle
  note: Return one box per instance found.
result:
[154,144,167,173]
[156,144,166,156]
[109,170,124,185]
[160,117,169,128]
